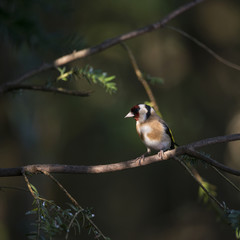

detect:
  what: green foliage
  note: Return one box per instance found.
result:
[181,152,212,169]
[196,176,240,239]
[225,209,240,239]
[25,183,109,240]
[57,67,74,82]
[180,155,199,166]
[78,65,117,94]
[57,65,117,94]
[26,199,80,239]
[198,180,217,204]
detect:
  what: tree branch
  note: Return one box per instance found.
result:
[166,26,240,71]
[0,133,239,178]
[6,84,91,97]
[0,0,206,94]
[185,148,240,176]
[173,156,225,209]
[122,43,160,114]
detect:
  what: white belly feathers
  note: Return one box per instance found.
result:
[136,121,171,151]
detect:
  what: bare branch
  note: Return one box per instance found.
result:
[167,26,240,71]
[0,133,239,178]
[211,166,240,193]
[122,43,160,114]
[42,171,108,240]
[0,0,205,94]
[6,84,91,97]
[185,148,240,176]
[186,134,240,148]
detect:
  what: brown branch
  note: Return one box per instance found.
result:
[42,171,108,239]
[185,148,240,176]
[0,133,239,178]
[0,0,205,94]
[122,43,160,114]
[42,171,80,207]
[6,84,91,97]
[186,134,240,148]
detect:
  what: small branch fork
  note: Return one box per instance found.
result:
[0,133,239,177]
[0,0,206,95]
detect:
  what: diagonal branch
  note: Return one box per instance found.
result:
[121,43,160,114]
[185,148,240,176]
[166,26,240,71]
[0,133,239,178]
[174,156,225,209]
[0,0,206,94]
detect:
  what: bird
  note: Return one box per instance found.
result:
[125,103,177,159]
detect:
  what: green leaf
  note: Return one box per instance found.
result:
[236,228,240,239]
[76,65,117,94]
[25,208,38,215]
[57,67,73,81]
[198,180,217,204]
[29,184,39,197]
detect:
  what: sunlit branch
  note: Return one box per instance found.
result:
[0,133,239,177]
[0,0,206,94]
[121,43,160,114]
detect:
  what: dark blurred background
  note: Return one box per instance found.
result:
[1,0,240,239]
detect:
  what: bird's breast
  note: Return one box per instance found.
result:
[136,120,171,151]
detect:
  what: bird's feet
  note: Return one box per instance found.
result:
[137,153,147,165]
[157,150,165,160]
[136,148,151,165]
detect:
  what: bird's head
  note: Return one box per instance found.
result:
[125,104,155,122]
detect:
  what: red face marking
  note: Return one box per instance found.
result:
[131,105,140,121]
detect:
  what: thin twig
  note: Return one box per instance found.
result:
[121,43,160,114]
[174,156,224,209]
[211,166,240,193]
[22,171,36,198]
[0,0,205,94]
[166,26,240,71]
[6,84,91,97]
[22,172,41,240]
[42,171,80,207]
[42,171,107,239]
[65,209,83,240]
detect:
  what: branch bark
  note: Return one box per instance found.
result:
[5,84,91,97]
[0,0,206,94]
[0,133,239,177]
[122,43,160,114]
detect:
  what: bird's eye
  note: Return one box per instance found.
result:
[131,105,140,114]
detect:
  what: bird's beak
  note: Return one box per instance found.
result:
[124,112,134,118]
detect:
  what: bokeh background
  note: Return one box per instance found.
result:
[1,0,240,239]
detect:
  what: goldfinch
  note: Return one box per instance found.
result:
[125,104,176,158]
